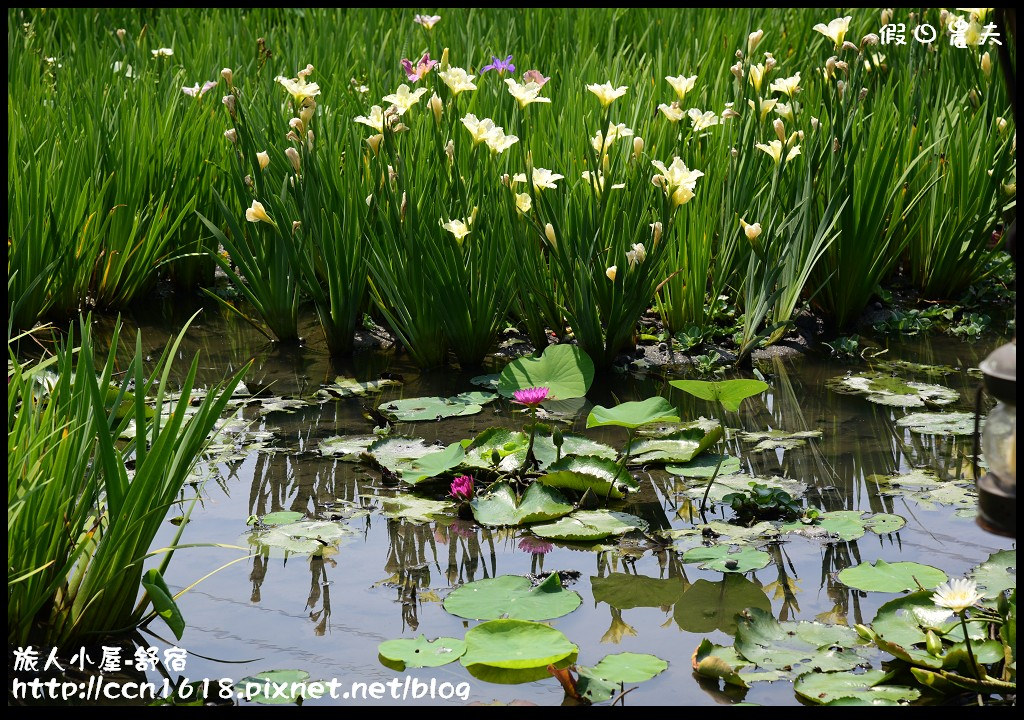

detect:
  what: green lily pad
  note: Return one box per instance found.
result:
[258,511,305,526]
[529,510,648,541]
[376,494,454,524]
[256,397,309,416]
[319,434,377,459]
[682,474,806,505]
[970,549,1016,599]
[460,619,578,669]
[399,442,466,485]
[626,421,723,465]
[674,575,771,635]
[377,635,467,670]
[576,653,668,702]
[538,456,637,499]
[534,397,588,423]
[248,520,354,555]
[794,669,920,705]
[666,521,778,547]
[682,545,771,573]
[443,573,582,621]
[497,344,594,400]
[666,454,741,478]
[669,378,770,412]
[735,608,869,674]
[827,372,959,407]
[781,511,905,542]
[470,373,500,389]
[318,376,402,398]
[838,559,948,593]
[379,391,497,422]
[470,482,574,527]
[691,640,786,687]
[532,431,617,470]
[586,397,680,429]
[896,412,977,436]
[461,427,529,472]
[590,573,685,610]
[364,436,438,475]
[738,429,822,452]
[873,469,977,515]
[235,669,310,705]
[873,359,956,378]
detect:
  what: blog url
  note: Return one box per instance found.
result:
[10,676,472,702]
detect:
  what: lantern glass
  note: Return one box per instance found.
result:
[982,401,1016,492]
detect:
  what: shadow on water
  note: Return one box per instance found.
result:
[69,303,1014,705]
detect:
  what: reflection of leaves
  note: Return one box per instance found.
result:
[591,573,685,610]
[827,372,958,407]
[738,429,822,452]
[443,573,581,621]
[734,608,870,674]
[838,560,948,593]
[794,669,920,705]
[375,494,454,524]
[601,607,639,644]
[674,576,771,635]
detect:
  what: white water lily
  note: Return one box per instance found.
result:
[748,97,778,122]
[587,81,628,107]
[513,167,564,191]
[442,217,472,244]
[626,242,647,268]
[382,84,429,114]
[515,192,532,214]
[688,108,719,132]
[658,102,685,122]
[438,67,477,95]
[932,578,983,614]
[756,139,801,165]
[245,200,273,224]
[770,72,802,97]
[354,105,384,132]
[812,16,853,48]
[665,74,697,102]
[505,78,551,108]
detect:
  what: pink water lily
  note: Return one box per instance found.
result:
[450,474,474,501]
[513,387,550,406]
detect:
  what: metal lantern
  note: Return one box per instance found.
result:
[974,340,1016,537]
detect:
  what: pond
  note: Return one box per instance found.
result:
[85,297,1013,706]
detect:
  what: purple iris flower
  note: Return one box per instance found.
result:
[481,55,515,75]
[400,52,438,83]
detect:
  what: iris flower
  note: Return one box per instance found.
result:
[739,218,762,241]
[461,113,498,145]
[438,67,478,95]
[414,14,441,30]
[522,69,550,87]
[515,192,532,214]
[605,266,618,282]
[442,217,473,244]
[484,126,518,154]
[277,68,321,104]
[182,80,217,98]
[812,16,853,48]
[769,72,802,97]
[256,151,270,170]
[400,53,438,83]
[688,108,719,132]
[665,74,697,102]
[354,105,384,133]
[756,139,801,165]
[651,157,704,200]
[587,81,628,107]
[151,47,174,57]
[582,171,625,192]
[626,242,647,268]
[748,97,778,121]
[505,78,551,108]
[774,102,795,123]
[512,167,564,191]
[245,200,273,224]
[382,84,429,114]
[591,122,634,154]
[748,64,765,94]
[481,55,515,75]
[658,102,685,122]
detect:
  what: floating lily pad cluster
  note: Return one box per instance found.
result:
[827,372,959,407]
[871,469,977,518]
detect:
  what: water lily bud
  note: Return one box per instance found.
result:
[748,29,764,54]
[224,128,237,144]
[773,118,786,143]
[859,87,869,101]
[116,28,126,41]
[605,266,617,282]
[285,146,301,173]
[981,52,992,78]
[764,52,776,73]
[256,151,269,170]
[855,624,875,642]
[650,221,663,246]
[222,94,236,117]
[862,33,879,47]
[552,428,564,448]
[545,222,557,248]
[811,116,820,130]
[730,61,744,80]
[880,8,893,27]
[365,133,383,155]
[221,67,233,86]
[292,220,301,234]
[633,136,644,161]
[440,47,450,72]
[926,630,943,656]
[491,448,502,466]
